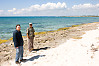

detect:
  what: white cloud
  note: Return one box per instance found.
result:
[64,3,99,16]
[7,2,67,15]
[8,8,16,12]
[0,3,99,16]
[0,10,3,13]
[72,3,99,10]
[38,2,66,10]
[29,2,66,11]
[0,10,4,15]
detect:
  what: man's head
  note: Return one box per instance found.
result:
[16,24,21,31]
[29,23,32,28]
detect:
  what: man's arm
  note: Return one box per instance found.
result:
[20,32,24,45]
[27,28,30,39]
[27,33,30,39]
[33,27,35,37]
[33,27,35,32]
[13,31,18,48]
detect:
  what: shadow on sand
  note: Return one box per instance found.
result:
[33,47,50,51]
[22,55,46,63]
[27,55,45,61]
[22,47,50,63]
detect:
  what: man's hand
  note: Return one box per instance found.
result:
[16,47,18,48]
[28,36,30,39]
[27,33,30,39]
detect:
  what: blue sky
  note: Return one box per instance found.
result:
[0,0,99,16]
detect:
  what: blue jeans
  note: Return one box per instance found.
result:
[15,46,23,62]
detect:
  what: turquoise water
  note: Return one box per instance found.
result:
[0,16,99,40]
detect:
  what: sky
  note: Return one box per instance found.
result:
[0,0,99,16]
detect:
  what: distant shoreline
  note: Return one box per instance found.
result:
[60,16,99,17]
[0,16,99,17]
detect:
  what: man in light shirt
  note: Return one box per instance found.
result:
[27,23,35,52]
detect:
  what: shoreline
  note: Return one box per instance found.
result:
[0,16,99,17]
[0,22,99,65]
[0,22,94,44]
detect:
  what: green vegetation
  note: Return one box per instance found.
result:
[35,32,47,35]
[0,39,8,44]
[57,27,71,31]
[72,36,82,39]
[8,37,13,41]
[0,23,86,44]
[72,24,82,27]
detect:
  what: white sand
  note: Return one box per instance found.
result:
[1,27,99,66]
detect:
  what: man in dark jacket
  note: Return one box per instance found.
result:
[13,24,25,64]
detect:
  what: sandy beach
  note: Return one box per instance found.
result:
[1,22,99,66]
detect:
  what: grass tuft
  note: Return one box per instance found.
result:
[57,27,71,31]
[72,24,81,27]
[0,39,8,44]
[72,36,82,39]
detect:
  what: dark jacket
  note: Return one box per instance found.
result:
[13,30,23,47]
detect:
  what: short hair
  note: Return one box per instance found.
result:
[16,24,20,28]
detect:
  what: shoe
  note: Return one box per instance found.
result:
[29,48,33,52]
[31,48,34,50]
[32,51,37,53]
[20,59,27,62]
[29,50,32,52]
[15,61,20,64]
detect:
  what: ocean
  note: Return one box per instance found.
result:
[0,16,99,40]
